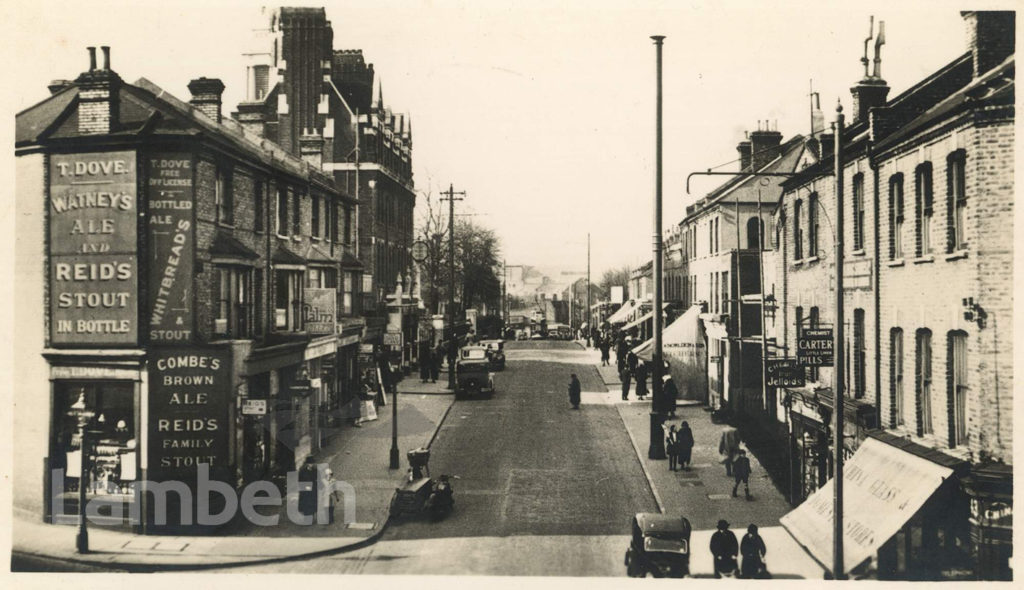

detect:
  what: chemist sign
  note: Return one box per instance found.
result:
[797,328,834,367]
[148,348,230,480]
[49,151,138,346]
[766,358,806,388]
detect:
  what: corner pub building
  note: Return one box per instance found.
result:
[15,47,364,531]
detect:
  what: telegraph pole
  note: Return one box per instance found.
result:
[648,35,667,460]
[832,102,847,580]
[441,184,465,390]
[587,232,591,346]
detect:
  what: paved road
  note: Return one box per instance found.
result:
[220,340,657,575]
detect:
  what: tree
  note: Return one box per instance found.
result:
[597,265,632,301]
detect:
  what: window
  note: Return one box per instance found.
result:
[853,308,865,399]
[891,328,904,427]
[214,266,253,338]
[915,329,933,436]
[746,217,763,250]
[889,174,904,259]
[311,194,321,238]
[852,173,865,250]
[274,270,304,331]
[947,151,967,252]
[292,191,302,235]
[215,166,233,224]
[344,206,352,244]
[342,271,354,315]
[721,271,729,316]
[710,272,716,312]
[714,218,720,253]
[276,187,288,236]
[915,163,933,256]
[793,200,803,260]
[709,220,714,255]
[808,193,819,257]
[948,331,968,447]
[254,181,265,232]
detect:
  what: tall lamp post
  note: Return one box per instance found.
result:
[67,390,97,553]
[831,102,847,580]
[648,35,667,460]
[441,184,465,390]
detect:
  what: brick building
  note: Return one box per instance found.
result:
[16,47,364,531]
[768,11,1013,580]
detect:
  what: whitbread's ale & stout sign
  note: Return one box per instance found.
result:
[49,151,138,345]
[147,154,194,343]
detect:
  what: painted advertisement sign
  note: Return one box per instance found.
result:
[797,328,834,367]
[766,358,806,388]
[148,348,230,480]
[147,154,194,343]
[49,151,138,345]
[303,287,337,335]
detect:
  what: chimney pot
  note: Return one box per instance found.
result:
[101,46,110,70]
[87,47,96,71]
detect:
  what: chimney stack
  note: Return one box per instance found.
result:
[234,102,267,138]
[962,11,1015,79]
[75,46,122,135]
[749,126,783,171]
[188,77,226,124]
[850,17,890,123]
[299,128,324,170]
[737,137,752,172]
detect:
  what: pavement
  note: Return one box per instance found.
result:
[10,377,454,572]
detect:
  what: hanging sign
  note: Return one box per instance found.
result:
[798,328,834,367]
[767,358,806,387]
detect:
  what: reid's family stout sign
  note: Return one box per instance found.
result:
[148,348,230,479]
[49,151,138,345]
[147,154,194,343]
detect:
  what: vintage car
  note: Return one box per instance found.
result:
[479,339,505,371]
[624,513,691,578]
[455,345,495,397]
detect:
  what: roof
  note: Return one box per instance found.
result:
[865,430,970,475]
[210,231,261,261]
[635,513,691,535]
[271,244,307,266]
[339,251,364,269]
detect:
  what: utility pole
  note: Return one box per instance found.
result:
[832,102,847,580]
[587,232,591,346]
[648,35,667,460]
[441,184,465,391]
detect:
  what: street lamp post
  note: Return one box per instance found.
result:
[832,102,847,580]
[441,184,465,390]
[648,35,667,460]
[67,390,96,553]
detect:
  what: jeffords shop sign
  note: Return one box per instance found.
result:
[49,152,138,345]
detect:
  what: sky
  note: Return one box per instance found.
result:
[6,0,999,277]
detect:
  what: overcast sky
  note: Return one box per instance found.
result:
[8,0,999,277]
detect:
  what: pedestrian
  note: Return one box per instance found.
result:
[732,448,752,500]
[718,425,741,477]
[298,457,319,518]
[616,337,628,374]
[635,361,649,400]
[740,524,769,579]
[431,342,443,383]
[419,340,432,383]
[627,349,638,376]
[710,519,739,578]
[620,366,632,400]
[568,373,581,410]
[666,425,679,471]
[676,420,694,470]
[599,337,611,367]
[663,374,679,417]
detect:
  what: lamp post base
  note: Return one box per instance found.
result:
[389,447,401,469]
[76,529,89,554]
[648,412,667,459]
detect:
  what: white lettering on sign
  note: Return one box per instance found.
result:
[51,191,134,213]
[155,355,222,371]
[156,418,219,432]
[54,262,133,281]
[56,292,131,308]
[55,159,132,178]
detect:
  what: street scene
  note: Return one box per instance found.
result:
[8,0,1015,584]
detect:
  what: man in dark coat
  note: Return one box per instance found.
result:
[662,374,679,417]
[568,374,581,409]
[419,340,432,383]
[626,350,638,375]
[710,519,739,578]
[634,361,649,400]
[599,337,611,366]
[431,342,443,382]
[616,337,628,374]
[732,449,752,499]
[740,524,769,579]
[620,367,632,400]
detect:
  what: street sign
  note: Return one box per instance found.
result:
[766,358,806,387]
[411,240,428,263]
[241,399,267,415]
[797,328,834,367]
[383,331,402,348]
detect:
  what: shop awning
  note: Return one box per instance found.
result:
[632,305,702,362]
[605,300,637,325]
[780,436,955,574]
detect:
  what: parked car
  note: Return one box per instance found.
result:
[624,513,691,578]
[455,345,495,397]
[480,339,505,371]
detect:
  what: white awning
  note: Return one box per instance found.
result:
[780,437,954,574]
[704,321,729,340]
[605,300,637,325]
[632,305,702,361]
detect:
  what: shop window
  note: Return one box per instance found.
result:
[889,174,905,259]
[276,187,288,236]
[891,328,904,427]
[947,151,967,252]
[51,382,137,512]
[852,173,865,250]
[274,270,304,331]
[794,199,804,260]
[215,266,253,339]
[215,165,233,225]
[948,331,968,448]
[915,163,934,256]
[916,328,933,436]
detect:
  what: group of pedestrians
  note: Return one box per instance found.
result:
[710,520,771,578]
[664,420,694,471]
[418,339,446,384]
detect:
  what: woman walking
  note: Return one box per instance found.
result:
[635,361,649,400]
[676,421,694,470]
[666,424,679,471]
